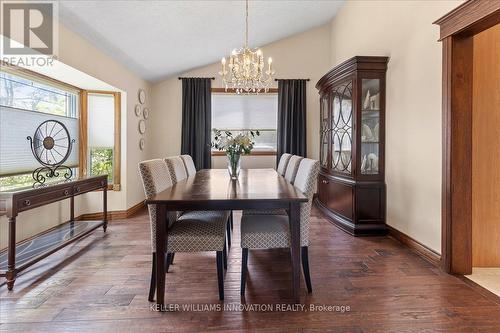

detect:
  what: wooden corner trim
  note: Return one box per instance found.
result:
[387,225,441,267]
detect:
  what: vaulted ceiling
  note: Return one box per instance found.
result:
[59,0,344,82]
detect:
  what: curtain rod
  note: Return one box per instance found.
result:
[274,78,310,81]
[178,77,215,80]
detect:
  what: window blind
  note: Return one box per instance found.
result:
[0,106,79,176]
[212,93,277,130]
[87,93,115,148]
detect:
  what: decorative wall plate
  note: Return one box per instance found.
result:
[135,104,141,117]
[143,107,150,119]
[139,138,145,150]
[138,119,146,134]
[138,89,146,104]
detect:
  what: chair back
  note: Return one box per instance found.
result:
[294,158,320,246]
[180,154,197,176]
[284,155,304,184]
[138,159,176,252]
[165,156,188,183]
[276,153,292,176]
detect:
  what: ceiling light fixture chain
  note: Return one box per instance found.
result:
[218,0,275,94]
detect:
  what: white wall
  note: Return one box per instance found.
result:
[329,0,462,253]
[0,24,152,249]
[150,24,332,163]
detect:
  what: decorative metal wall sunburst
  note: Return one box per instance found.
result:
[27,120,75,187]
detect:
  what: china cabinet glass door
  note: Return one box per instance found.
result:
[330,80,353,174]
[320,95,329,169]
[360,78,380,175]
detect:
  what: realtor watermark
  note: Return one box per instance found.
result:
[1,0,58,67]
[150,303,351,313]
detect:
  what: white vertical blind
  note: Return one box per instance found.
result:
[87,93,114,148]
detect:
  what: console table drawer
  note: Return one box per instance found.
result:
[73,179,107,194]
[17,187,73,212]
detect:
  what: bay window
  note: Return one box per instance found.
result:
[0,66,121,191]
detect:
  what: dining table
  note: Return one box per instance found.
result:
[146,168,308,309]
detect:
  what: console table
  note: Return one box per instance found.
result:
[0,175,108,290]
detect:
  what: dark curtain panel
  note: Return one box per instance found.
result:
[181,78,212,169]
[277,79,307,165]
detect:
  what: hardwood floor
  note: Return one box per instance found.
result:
[1,208,499,332]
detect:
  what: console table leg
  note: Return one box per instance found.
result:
[7,216,17,291]
[70,196,75,237]
[103,185,108,232]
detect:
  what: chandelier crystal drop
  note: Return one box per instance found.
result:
[218,0,275,94]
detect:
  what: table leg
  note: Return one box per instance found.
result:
[6,216,17,290]
[155,204,167,311]
[103,185,108,232]
[70,196,75,237]
[289,202,301,303]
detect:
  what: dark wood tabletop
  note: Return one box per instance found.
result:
[147,168,308,307]
[147,169,308,204]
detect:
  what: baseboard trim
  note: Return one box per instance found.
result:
[77,201,145,221]
[456,274,500,305]
[387,225,441,267]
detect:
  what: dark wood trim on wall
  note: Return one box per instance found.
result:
[387,226,441,267]
[434,0,500,274]
[434,0,500,40]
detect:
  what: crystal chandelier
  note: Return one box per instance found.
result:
[218,0,275,94]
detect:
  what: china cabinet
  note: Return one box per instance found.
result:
[315,56,388,235]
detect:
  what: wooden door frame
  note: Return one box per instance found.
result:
[434,0,500,274]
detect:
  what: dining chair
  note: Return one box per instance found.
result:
[242,154,303,216]
[239,158,320,296]
[166,155,232,257]
[138,158,229,301]
[180,154,197,177]
[276,153,292,176]
[181,154,235,234]
[284,155,303,184]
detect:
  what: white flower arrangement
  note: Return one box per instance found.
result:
[212,129,260,155]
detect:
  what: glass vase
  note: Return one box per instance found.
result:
[227,152,241,180]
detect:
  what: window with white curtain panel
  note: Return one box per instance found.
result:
[211,92,278,152]
[0,70,79,191]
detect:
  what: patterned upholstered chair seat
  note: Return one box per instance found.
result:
[168,210,229,252]
[241,214,307,249]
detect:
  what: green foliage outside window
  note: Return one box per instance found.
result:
[89,148,113,182]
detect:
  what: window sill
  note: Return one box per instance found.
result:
[211,151,277,157]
